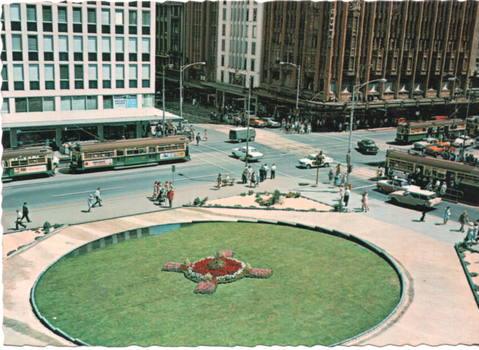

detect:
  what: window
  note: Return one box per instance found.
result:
[73,7,82,32]
[253,9,257,21]
[116,64,125,88]
[27,36,39,61]
[142,93,154,107]
[60,64,69,89]
[59,36,69,61]
[246,9,249,21]
[42,6,53,32]
[75,65,84,89]
[102,37,111,61]
[142,64,150,87]
[72,96,86,110]
[2,99,10,114]
[130,2,138,7]
[129,10,137,34]
[10,4,21,31]
[88,37,97,61]
[129,38,137,61]
[87,96,98,110]
[0,35,5,62]
[141,38,150,61]
[61,96,72,111]
[252,25,257,38]
[73,36,83,61]
[44,35,54,61]
[28,97,42,112]
[221,39,225,51]
[220,70,224,83]
[129,64,137,88]
[223,8,226,20]
[250,59,255,72]
[115,10,124,34]
[58,7,68,32]
[27,5,37,31]
[126,95,137,108]
[29,64,40,90]
[13,64,24,90]
[15,98,27,113]
[245,42,248,54]
[87,8,97,33]
[221,55,225,67]
[43,97,55,111]
[1,65,8,91]
[103,95,113,109]
[89,64,98,89]
[245,25,248,37]
[45,64,54,90]
[222,24,226,36]
[142,11,150,34]
[142,1,150,8]
[115,37,124,61]
[251,42,256,55]
[102,9,111,33]
[12,34,22,61]
[102,64,111,88]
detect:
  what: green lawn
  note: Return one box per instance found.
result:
[35,222,401,347]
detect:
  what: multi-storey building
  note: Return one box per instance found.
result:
[1,1,164,149]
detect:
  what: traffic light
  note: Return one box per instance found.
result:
[347,164,354,173]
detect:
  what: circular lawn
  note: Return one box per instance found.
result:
[34,222,401,347]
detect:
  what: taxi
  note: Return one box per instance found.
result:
[424,142,456,157]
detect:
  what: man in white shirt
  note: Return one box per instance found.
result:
[271,164,276,179]
[92,187,103,207]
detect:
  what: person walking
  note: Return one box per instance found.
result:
[336,163,341,176]
[242,167,249,184]
[334,173,340,188]
[361,191,369,212]
[458,210,469,232]
[15,209,26,230]
[264,164,269,181]
[343,186,350,207]
[419,208,427,222]
[92,187,103,207]
[339,185,345,202]
[21,202,31,222]
[328,168,334,184]
[255,171,260,187]
[196,133,201,146]
[168,186,174,208]
[204,130,208,141]
[216,173,222,189]
[443,206,451,225]
[271,163,276,179]
[87,194,94,212]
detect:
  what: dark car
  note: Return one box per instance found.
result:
[357,139,379,155]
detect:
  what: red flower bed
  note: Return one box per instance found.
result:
[191,257,242,277]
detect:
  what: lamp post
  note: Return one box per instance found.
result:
[180,61,206,122]
[244,75,252,167]
[280,61,301,112]
[347,78,387,188]
[161,58,173,137]
[448,76,461,128]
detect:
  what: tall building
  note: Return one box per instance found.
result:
[1,1,164,149]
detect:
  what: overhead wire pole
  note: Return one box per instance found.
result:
[245,75,252,167]
[279,61,301,113]
[180,61,206,122]
[162,56,172,136]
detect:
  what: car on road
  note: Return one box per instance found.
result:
[231,146,264,161]
[377,179,421,193]
[388,189,442,208]
[451,135,474,148]
[249,117,268,128]
[424,142,456,157]
[298,154,334,169]
[412,137,438,151]
[357,139,379,155]
[261,117,281,128]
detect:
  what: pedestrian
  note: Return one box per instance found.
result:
[242,167,248,184]
[196,133,201,146]
[157,182,164,203]
[443,206,451,225]
[336,163,341,175]
[153,181,158,197]
[464,223,475,243]
[425,180,433,192]
[217,173,222,189]
[87,194,94,212]
[328,168,334,184]
[15,209,26,230]
[376,166,383,181]
[92,187,103,207]
[343,186,350,207]
[334,173,340,188]
[204,130,208,141]
[259,164,265,182]
[255,171,260,187]
[361,191,369,212]
[264,164,269,181]
[440,182,447,196]
[419,208,427,222]
[21,202,31,222]
[339,185,345,201]
[271,163,276,179]
[168,186,174,208]
[459,210,469,232]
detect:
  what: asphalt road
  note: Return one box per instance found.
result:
[3,124,479,233]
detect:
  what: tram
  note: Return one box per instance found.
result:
[395,118,467,144]
[2,146,56,182]
[68,136,190,173]
[385,149,479,205]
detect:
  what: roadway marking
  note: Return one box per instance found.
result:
[52,186,125,197]
[352,184,378,190]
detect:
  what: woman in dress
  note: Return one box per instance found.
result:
[361,191,369,212]
[443,206,451,225]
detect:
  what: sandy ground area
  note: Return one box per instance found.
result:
[2,229,43,259]
[206,194,332,211]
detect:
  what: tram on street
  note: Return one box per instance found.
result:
[395,118,467,144]
[2,146,56,182]
[385,149,479,205]
[68,136,190,173]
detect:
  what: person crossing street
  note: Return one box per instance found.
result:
[15,210,26,230]
[21,202,31,222]
[92,187,103,207]
[459,210,469,233]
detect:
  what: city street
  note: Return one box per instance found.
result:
[3,124,478,244]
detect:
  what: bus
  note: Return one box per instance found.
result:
[395,119,467,144]
[2,146,56,182]
[385,149,479,205]
[68,136,190,173]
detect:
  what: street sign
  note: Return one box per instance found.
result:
[172,165,176,173]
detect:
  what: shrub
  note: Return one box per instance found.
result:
[193,197,208,206]
[248,190,254,196]
[285,192,294,198]
[255,197,263,204]
[271,190,281,205]
[53,223,62,229]
[240,192,247,196]
[255,193,261,198]
[43,221,52,234]
[294,192,301,198]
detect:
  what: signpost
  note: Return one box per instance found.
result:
[172,165,175,185]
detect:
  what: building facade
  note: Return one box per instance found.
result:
[1,1,164,149]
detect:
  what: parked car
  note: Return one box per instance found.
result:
[249,117,268,128]
[412,137,438,151]
[231,146,264,161]
[388,189,442,208]
[424,142,456,157]
[357,139,379,155]
[261,117,281,128]
[377,179,421,193]
[451,135,474,148]
[298,154,334,169]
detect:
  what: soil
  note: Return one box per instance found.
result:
[3,229,44,259]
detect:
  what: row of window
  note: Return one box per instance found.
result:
[222,8,258,22]
[2,34,151,63]
[221,23,258,38]
[83,143,184,160]
[221,39,257,55]
[220,56,256,72]
[2,94,155,114]
[5,4,151,35]
[2,63,151,91]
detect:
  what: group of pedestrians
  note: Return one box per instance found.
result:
[239,163,276,188]
[153,181,174,207]
[87,188,103,212]
[14,202,31,230]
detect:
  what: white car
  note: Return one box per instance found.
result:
[231,146,264,161]
[413,138,438,151]
[377,179,421,193]
[261,117,281,128]
[451,135,474,148]
[298,154,334,169]
[388,189,442,208]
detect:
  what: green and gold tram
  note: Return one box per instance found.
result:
[68,136,190,173]
[386,149,479,204]
[395,119,467,144]
[2,147,56,182]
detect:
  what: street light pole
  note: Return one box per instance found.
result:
[180,61,206,122]
[245,76,252,167]
[346,78,387,188]
[280,62,301,113]
[448,76,461,128]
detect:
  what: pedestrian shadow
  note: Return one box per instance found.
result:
[435,223,445,225]
[81,210,91,213]
[450,229,462,232]
[411,219,422,222]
